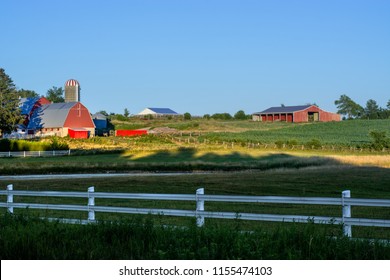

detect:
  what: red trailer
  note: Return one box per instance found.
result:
[115,130,148,137]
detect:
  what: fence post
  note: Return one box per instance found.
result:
[88,186,95,222]
[342,190,352,237]
[7,184,14,214]
[196,188,205,227]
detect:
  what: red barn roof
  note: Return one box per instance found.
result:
[27,102,94,129]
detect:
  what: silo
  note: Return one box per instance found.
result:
[65,79,80,102]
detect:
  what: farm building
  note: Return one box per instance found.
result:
[17,79,96,138]
[27,102,95,138]
[92,113,108,129]
[137,107,179,117]
[19,96,51,128]
[252,105,341,123]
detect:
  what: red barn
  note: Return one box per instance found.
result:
[27,102,95,137]
[252,105,340,123]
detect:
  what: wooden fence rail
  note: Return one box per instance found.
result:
[1,185,390,238]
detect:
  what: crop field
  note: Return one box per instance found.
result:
[200,119,390,147]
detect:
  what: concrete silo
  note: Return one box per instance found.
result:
[65,79,80,102]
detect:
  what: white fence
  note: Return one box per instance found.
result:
[0,150,71,158]
[1,185,390,238]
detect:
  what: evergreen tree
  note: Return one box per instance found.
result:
[0,68,21,136]
[124,108,130,118]
[17,89,39,98]
[364,99,380,119]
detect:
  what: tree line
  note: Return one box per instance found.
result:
[0,68,67,135]
[335,94,390,120]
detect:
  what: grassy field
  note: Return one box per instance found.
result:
[1,118,389,259]
[2,165,390,239]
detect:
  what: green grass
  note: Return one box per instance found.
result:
[1,213,388,260]
[201,119,390,147]
[1,119,390,258]
[3,166,390,239]
[0,148,344,174]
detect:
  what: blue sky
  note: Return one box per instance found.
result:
[1,0,389,116]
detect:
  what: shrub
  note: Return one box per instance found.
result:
[49,137,69,150]
[369,130,390,150]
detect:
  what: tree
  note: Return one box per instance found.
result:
[234,110,247,120]
[183,112,192,120]
[334,94,364,119]
[0,68,21,136]
[17,89,39,98]
[97,110,109,116]
[211,113,233,120]
[364,99,380,119]
[124,108,130,118]
[46,86,64,103]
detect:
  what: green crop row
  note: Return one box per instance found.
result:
[200,119,390,147]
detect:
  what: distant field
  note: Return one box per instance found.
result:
[200,119,390,146]
[67,118,390,152]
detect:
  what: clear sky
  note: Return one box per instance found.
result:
[1,0,389,116]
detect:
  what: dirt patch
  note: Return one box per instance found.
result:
[148,127,179,134]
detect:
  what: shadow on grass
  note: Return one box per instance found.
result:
[122,147,340,170]
[0,146,373,175]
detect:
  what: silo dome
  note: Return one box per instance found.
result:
[65,79,80,87]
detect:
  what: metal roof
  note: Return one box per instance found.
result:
[28,102,77,129]
[255,105,312,114]
[147,108,178,114]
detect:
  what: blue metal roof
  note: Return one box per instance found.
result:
[256,105,312,114]
[148,108,178,114]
